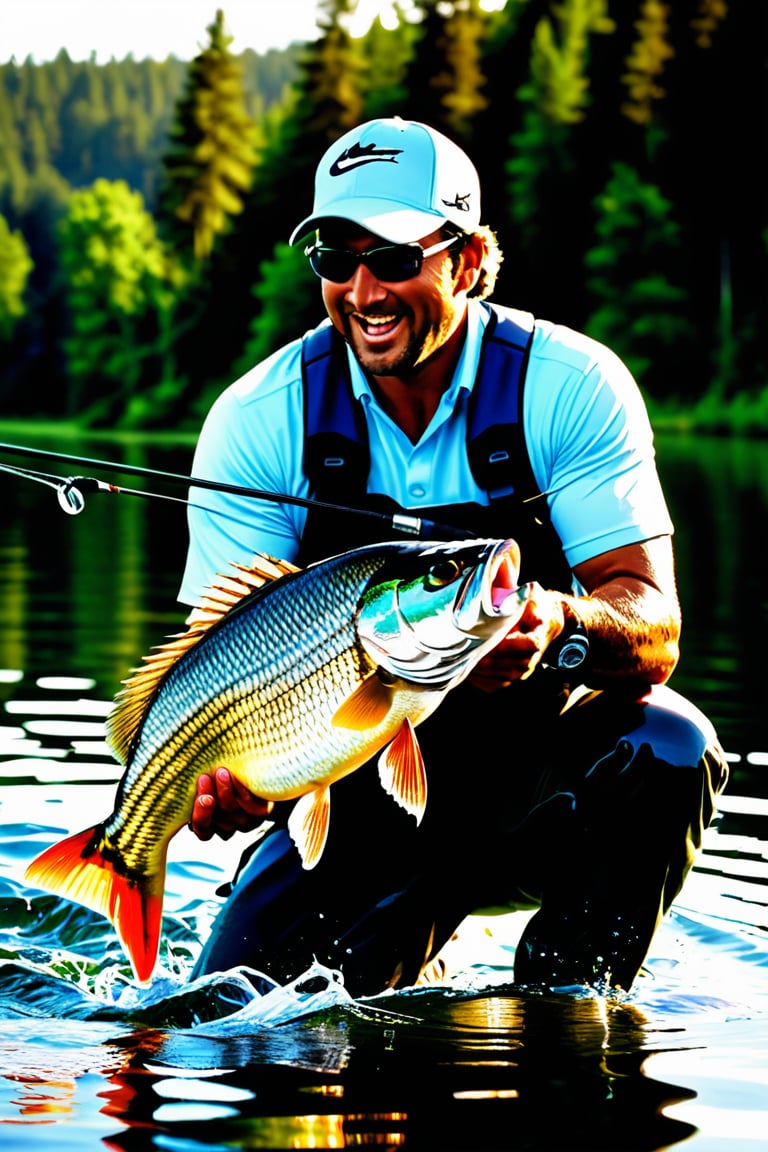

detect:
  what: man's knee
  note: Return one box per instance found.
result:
[636,684,725,768]
[568,682,727,789]
[560,683,727,847]
[625,685,729,822]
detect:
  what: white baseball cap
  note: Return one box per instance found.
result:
[289,117,481,245]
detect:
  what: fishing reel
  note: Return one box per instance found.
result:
[543,620,590,675]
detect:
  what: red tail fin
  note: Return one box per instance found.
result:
[24,827,165,984]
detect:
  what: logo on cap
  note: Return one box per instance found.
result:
[329,141,403,177]
[442,193,472,213]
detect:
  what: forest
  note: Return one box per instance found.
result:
[0,0,764,434]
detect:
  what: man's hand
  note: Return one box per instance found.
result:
[190,767,274,841]
[469,582,566,692]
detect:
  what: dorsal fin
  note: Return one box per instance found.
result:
[105,553,300,765]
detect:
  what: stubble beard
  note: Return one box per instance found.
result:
[342,314,442,379]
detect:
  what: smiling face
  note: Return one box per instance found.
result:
[316,223,483,382]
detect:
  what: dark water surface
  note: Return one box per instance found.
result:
[0,429,766,1151]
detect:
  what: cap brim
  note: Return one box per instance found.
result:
[289,203,448,246]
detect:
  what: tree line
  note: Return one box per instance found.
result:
[0,0,764,434]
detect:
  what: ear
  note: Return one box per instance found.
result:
[456,232,485,295]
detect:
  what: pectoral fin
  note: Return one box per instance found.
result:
[331,674,393,730]
[378,718,427,825]
[287,786,331,870]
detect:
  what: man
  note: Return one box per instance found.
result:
[179,117,727,995]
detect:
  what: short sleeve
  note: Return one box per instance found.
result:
[524,322,674,570]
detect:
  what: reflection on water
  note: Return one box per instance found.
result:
[0,988,708,1151]
[0,430,767,1150]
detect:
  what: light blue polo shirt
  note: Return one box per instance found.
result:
[179,300,673,606]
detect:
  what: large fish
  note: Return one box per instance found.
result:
[25,537,523,984]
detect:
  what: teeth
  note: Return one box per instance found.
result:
[357,314,396,326]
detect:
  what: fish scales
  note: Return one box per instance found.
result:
[100,553,388,873]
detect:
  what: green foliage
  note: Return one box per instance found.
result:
[0,48,297,215]
[424,0,491,140]
[179,0,368,404]
[505,0,614,269]
[159,10,259,263]
[0,1,764,430]
[531,0,614,125]
[62,179,168,312]
[360,11,417,118]
[302,0,366,135]
[58,178,182,420]
[0,215,33,341]
[621,0,675,125]
[584,162,692,387]
[506,111,573,232]
[234,243,319,380]
[649,384,768,438]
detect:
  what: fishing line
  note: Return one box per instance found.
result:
[0,440,475,540]
[0,459,87,513]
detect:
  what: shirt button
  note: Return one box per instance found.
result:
[409,484,426,499]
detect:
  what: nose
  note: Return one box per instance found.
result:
[346,261,388,308]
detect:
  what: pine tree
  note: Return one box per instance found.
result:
[621,1,675,127]
[398,0,452,130]
[503,0,615,324]
[426,0,491,142]
[360,13,417,119]
[158,9,258,264]
[58,65,109,184]
[195,0,367,386]
[297,0,365,145]
[584,161,692,390]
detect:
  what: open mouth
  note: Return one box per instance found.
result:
[452,538,522,632]
[491,544,521,611]
[353,313,401,340]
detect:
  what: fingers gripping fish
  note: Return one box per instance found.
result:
[24,538,523,984]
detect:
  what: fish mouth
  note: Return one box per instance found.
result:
[453,538,522,632]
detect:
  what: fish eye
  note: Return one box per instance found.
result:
[424,559,463,590]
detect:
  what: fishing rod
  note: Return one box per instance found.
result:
[0,440,475,541]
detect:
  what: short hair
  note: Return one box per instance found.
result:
[445,224,503,300]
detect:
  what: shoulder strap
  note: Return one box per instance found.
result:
[467,306,572,591]
[301,322,369,497]
[466,304,538,500]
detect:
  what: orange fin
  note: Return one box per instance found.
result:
[24,827,165,985]
[331,674,393,730]
[287,787,331,870]
[378,718,427,824]
[106,553,300,765]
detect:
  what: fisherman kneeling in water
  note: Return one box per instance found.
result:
[179,118,728,995]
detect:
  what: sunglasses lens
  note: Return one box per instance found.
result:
[367,247,422,281]
[307,248,356,282]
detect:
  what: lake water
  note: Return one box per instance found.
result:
[0,428,766,1151]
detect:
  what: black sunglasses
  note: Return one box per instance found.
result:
[304,236,459,283]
